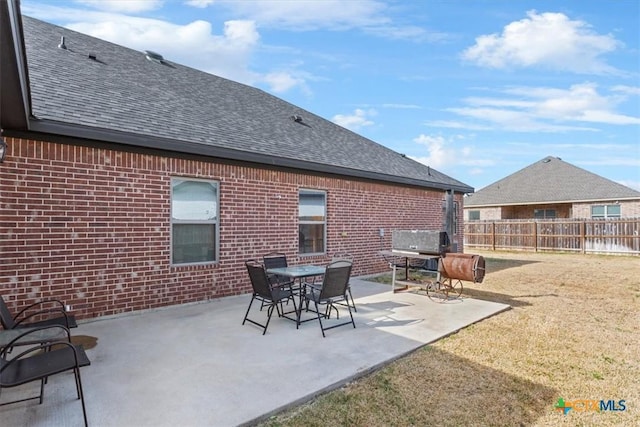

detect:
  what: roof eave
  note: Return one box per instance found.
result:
[19,119,473,193]
[0,0,31,130]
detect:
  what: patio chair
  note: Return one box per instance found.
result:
[0,295,77,330]
[331,253,357,313]
[0,325,91,427]
[303,260,355,337]
[242,260,298,335]
[262,252,298,305]
[262,252,290,282]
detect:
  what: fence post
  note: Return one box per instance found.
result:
[534,221,538,252]
[491,221,496,251]
[580,221,586,254]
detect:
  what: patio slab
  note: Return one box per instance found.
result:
[0,279,509,426]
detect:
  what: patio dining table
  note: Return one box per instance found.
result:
[266,264,326,326]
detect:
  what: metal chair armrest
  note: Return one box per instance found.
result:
[13,308,72,328]
[1,324,72,358]
[14,299,67,319]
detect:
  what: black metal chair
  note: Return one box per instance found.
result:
[0,295,77,330]
[303,260,355,337]
[0,325,91,427]
[263,252,298,287]
[331,253,357,313]
[242,260,298,335]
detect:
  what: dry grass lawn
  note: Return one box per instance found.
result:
[261,250,640,426]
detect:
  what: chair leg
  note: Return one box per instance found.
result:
[242,295,257,325]
[314,300,326,338]
[263,304,275,335]
[39,377,45,404]
[348,286,357,312]
[74,368,89,427]
[346,301,356,329]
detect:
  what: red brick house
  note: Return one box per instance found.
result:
[0,2,473,321]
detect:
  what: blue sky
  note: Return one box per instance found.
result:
[22,0,640,191]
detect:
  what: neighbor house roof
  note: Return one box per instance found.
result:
[0,6,472,193]
[464,156,640,207]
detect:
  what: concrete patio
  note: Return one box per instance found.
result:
[1,278,509,427]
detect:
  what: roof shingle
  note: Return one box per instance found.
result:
[465,156,640,207]
[21,16,472,193]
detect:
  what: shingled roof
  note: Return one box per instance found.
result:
[465,156,640,207]
[1,10,472,193]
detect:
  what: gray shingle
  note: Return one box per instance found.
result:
[465,156,640,206]
[22,16,472,193]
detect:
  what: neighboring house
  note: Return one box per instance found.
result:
[464,156,640,221]
[0,2,473,320]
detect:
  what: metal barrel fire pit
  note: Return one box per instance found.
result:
[439,252,485,283]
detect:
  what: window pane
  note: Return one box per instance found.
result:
[534,209,545,219]
[299,224,324,254]
[606,205,621,216]
[299,192,325,221]
[591,206,604,217]
[172,179,217,221]
[469,210,480,220]
[173,224,216,263]
[545,210,556,218]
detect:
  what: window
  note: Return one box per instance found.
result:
[299,189,326,254]
[534,209,556,219]
[468,210,480,220]
[171,178,219,264]
[591,204,621,219]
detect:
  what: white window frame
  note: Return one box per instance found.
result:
[170,177,219,265]
[591,204,621,219]
[298,189,327,255]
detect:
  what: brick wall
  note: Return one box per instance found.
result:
[572,201,640,218]
[0,137,463,320]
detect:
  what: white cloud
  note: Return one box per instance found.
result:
[73,0,163,13]
[332,109,376,130]
[410,134,494,172]
[364,25,448,43]
[611,85,640,96]
[262,71,311,95]
[218,0,389,31]
[213,0,443,41]
[185,0,216,8]
[436,82,640,132]
[462,10,621,74]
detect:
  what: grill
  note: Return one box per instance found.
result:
[382,230,485,286]
[387,230,450,273]
[391,230,450,256]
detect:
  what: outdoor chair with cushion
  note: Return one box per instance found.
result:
[0,325,91,427]
[303,260,355,337]
[242,260,299,335]
[0,295,77,331]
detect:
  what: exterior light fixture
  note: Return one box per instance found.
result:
[0,136,7,163]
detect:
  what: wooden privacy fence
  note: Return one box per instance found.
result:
[464,218,640,255]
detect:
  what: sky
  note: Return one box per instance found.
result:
[21,0,640,191]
